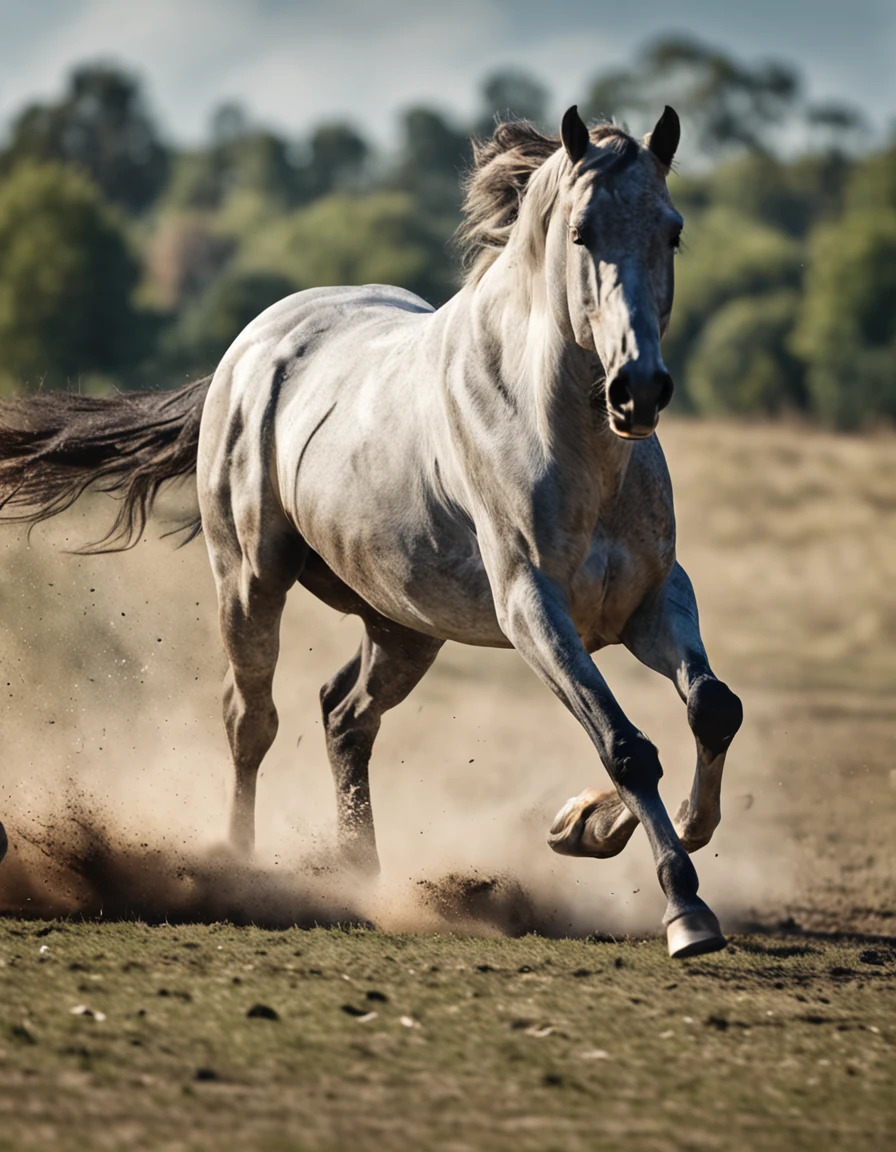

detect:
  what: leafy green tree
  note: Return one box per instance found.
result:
[241,191,456,305]
[664,205,803,392]
[0,162,146,389]
[793,210,896,427]
[0,65,169,213]
[163,269,297,371]
[696,150,850,237]
[166,121,299,212]
[687,290,805,414]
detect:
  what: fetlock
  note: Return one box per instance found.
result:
[687,678,743,758]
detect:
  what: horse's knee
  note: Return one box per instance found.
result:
[608,734,663,792]
[687,678,743,757]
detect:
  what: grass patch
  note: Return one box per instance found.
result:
[0,921,893,1151]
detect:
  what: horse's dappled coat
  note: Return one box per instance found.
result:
[0,107,742,958]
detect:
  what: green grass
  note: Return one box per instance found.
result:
[0,921,893,1151]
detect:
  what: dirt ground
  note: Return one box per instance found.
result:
[0,417,893,1148]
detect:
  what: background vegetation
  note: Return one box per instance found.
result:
[0,37,892,428]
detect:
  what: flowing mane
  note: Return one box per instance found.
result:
[457,119,639,283]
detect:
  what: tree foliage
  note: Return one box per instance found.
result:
[0,42,891,429]
[0,162,144,389]
[0,65,169,212]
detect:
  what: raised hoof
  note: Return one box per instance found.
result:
[547,788,638,859]
[666,909,727,959]
[0,821,7,865]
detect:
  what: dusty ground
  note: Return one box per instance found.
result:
[0,923,893,1152]
[0,417,893,1148]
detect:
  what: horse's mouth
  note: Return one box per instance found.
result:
[609,415,659,440]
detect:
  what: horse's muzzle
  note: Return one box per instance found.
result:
[606,368,674,439]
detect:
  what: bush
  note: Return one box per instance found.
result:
[793,209,896,427]
[686,290,805,414]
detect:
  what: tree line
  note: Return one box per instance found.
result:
[0,37,892,429]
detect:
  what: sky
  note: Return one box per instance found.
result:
[0,0,891,147]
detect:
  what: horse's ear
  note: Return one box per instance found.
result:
[561,105,590,165]
[647,105,680,169]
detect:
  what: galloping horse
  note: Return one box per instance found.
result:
[0,106,742,957]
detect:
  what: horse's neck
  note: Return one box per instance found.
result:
[458,251,633,511]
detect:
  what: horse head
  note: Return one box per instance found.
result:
[553,105,682,439]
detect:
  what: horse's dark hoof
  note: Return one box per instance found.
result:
[0,821,7,865]
[666,909,727,959]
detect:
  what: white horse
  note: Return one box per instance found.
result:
[0,106,742,957]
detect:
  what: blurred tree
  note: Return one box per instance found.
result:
[391,107,471,216]
[695,150,851,237]
[0,64,169,213]
[793,210,896,427]
[805,101,869,155]
[241,190,456,305]
[167,108,369,211]
[163,269,297,372]
[475,69,550,135]
[166,119,299,211]
[663,206,803,393]
[687,290,805,414]
[0,162,146,389]
[301,122,371,200]
[583,36,801,158]
[843,143,896,213]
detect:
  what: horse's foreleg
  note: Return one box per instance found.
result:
[622,563,743,853]
[321,623,442,874]
[492,563,725,957]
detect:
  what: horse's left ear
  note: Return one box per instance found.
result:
[561,106,590,165]
[647,105,680,169]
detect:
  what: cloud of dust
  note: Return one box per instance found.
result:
[0,496,797,939]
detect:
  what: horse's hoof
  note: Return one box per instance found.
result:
[666,909,727,959]
[547,788,637,858]
[0,821,7,865]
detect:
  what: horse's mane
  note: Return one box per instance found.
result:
[457,119,638,284]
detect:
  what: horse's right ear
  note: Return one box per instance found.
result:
[647,106,680,169]
[561,106,590,165]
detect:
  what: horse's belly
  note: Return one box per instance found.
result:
[301,510,509,646]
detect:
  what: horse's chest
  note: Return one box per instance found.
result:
[569,530,671,650]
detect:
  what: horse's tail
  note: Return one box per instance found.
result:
[0,375,213,552]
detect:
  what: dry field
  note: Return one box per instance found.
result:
[0,417,893,1149]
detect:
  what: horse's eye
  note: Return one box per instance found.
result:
[671,229,682,252]
[569,226,585,246]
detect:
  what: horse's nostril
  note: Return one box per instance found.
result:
[607,371,632,415]
[656,372,674,411]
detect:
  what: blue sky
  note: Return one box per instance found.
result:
[0,0,891,145]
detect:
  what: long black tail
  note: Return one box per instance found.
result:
[0,376,213,552]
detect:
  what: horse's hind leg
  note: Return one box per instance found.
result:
[622,562,743,853]
[320,622,442,873]
[206,513,304,855]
